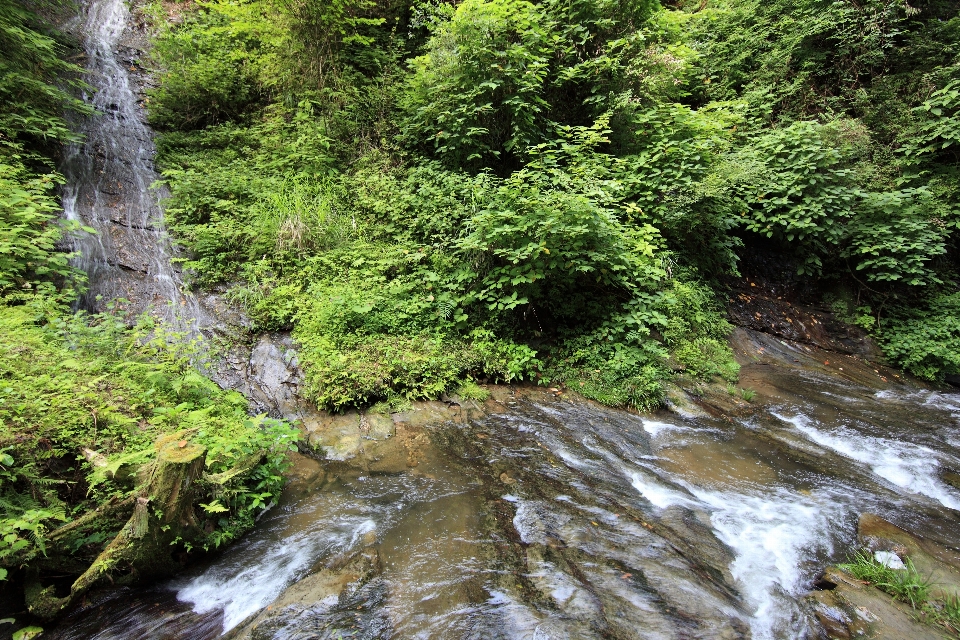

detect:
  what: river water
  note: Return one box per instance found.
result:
[45,0,960,637]
[42,331,960,640]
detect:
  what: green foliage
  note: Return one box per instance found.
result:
[879,292,960,382]
[0,157,85,294]
[839,550,931,610]
[401,0,554,166]
[158,104,338,285]
[617,102,745,273]
[0,297,300,572]
[685,0,923,118]
[278,0,386,76]
[147,0,290,130]
[456,380,490,402]
[905,78,960,164]
[0,0,90,302]
[0,0,90,147]
[456,122,664,315]
[728,119,955,285]
[401,0,657,167]
[148,0,960,406]
[661,280,740,381]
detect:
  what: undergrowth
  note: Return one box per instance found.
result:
[0,296,299,579]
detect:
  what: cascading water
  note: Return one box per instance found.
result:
[42,337,960,639]
[61,0,204,330]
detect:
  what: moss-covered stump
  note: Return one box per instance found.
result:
[26,433,206,620]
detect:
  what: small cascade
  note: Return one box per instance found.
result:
[41,372,960,640]
[61,0,205,331]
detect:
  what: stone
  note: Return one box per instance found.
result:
[873,551,905,570]
[364,413,395,440]
[806,566,944,640]
[303,411,363,461]
[858,513,960,600]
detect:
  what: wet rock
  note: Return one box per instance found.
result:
[664,384,711,418]
[524,546,605,628]
[806,566,943,640]
[362,413,395,441]
[390,401,461,427]
[942,469,960,492]
[282,452,325,494]
[303,411,363,461]
[857,513,960,600]
[226,547,385,640]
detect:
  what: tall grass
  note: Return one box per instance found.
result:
[253,177,357,256]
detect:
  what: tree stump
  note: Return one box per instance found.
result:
[27,432,206,619]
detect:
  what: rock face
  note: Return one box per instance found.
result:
[807,567,944,640]
[807,513,960,639]
[245,334,303,418]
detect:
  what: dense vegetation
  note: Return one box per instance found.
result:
[0,0,298,605]
[145,0,958,410]
[1,0,958,619]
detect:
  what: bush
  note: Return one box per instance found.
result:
[456,121,665,318]
[400,0,555,166]
[147,0,289,130]
[880,292,960,382]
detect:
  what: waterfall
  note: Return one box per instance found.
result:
[61,0,203,331]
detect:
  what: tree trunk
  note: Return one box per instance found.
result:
[27,433,206,620]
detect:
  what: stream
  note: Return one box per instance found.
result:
[41,339,960,639]
[43,0,960,637]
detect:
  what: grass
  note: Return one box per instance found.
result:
[838,549,960,636]
[456,380,490,402]
[727,385,756,402]
[839,549,931,609]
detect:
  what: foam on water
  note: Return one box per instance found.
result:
[629,469,842,639]
[776,412,960,510]
[693,488,841,639]
[629,471,696,509]
[176,517,376,631]
[641,419,686,438]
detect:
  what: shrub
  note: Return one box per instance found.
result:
[880,292,960,382]
[400,0,555,166]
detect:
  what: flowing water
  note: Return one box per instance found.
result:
[42,335,960,639]
[45,0,960,637]
[61,0,207,329]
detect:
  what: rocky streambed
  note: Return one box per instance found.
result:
[35,326,960,640]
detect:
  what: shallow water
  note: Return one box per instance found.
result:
[44,361,960,639]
